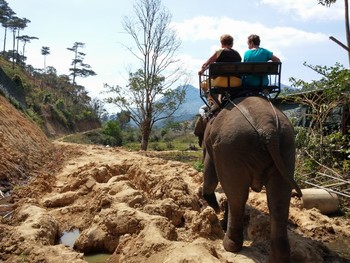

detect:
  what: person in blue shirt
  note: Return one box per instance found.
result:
[243,34,280,87]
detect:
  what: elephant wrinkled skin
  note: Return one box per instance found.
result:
[194,96,302,263]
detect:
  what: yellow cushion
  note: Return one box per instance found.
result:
[201,76,242,91]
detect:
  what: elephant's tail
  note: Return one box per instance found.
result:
[267,136,303,198]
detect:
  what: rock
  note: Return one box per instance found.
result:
[42,191,78,208]
[15,205,59,245]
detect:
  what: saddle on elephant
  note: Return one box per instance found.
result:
[199,61,282,109]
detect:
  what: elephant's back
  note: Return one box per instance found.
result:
[210,96,290,145]
[224,96,288,126]
[226,96,282,116]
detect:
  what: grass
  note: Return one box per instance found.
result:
[61,129,104,144]
[122,132,200,151]
[122,132,203,168]
[60,129,204,169]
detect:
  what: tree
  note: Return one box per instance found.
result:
[14,17,30,60]
[67,42,96,85]
[116,110,131,130]
[289,62,350,173]
[17,35,38,60]
[41,46,50,73]
[289,62,350,140]
[318,0,350,66]
[90,97,106,119]
[0,0,15,55]
[104,0,188,150]
[7,16,29,66]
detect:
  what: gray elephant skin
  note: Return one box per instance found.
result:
[194,96,302,263]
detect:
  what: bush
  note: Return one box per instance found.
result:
[12,74,23,88]
[166,141,174,149]
[63,129,122,146]
[55,99,65,111]
[103,121,123,145]
[50,104,69,128]
[161,128,168,137]
[150,133,161,142]
[25,108,44,127]
[101,134,121,146]
[193,160,204,172]
[295,126,350,176]
[123,130,138,143]
[151,142,164,151]
[8,97,21,110]
[324,132,350,174]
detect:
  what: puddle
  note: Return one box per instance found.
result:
[84,253,111,263]
[59,229,80,248]
[326,237,350,259]
[59,230,111,262]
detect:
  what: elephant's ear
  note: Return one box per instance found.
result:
[194,117,207,147]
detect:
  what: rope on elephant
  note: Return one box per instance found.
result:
[228,98,259,135]
[228,96,280,133]
[267,98,280,130]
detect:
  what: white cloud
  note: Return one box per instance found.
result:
[260,0,343,21]
[173,16,328,53]
[171,15,335,85]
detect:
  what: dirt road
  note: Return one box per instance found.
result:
[0,96,349,263]
[0,141,349,263]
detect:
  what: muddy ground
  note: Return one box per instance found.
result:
[0,96,350,263]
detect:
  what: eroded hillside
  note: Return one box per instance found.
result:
[0,95,54,192]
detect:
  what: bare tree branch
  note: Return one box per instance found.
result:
[105,0,189,150]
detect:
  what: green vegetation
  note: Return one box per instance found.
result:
[67,42,96,85]
[62,124,122,147]
[0,1,101,137]
[127,130,203,169]
[104,0,188,151]
[0,56,101,135]
[290,63,350,216]
[61,121,203,168]
[290,63,350,177]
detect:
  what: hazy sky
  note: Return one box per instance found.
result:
[5,0,347,113]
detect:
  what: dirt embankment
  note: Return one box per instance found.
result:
[0,96,54,192]
[0,95,350,263]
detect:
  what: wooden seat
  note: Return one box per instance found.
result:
[199,62,282,107]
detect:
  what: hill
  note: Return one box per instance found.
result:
[0,56,101,138]
[120,83,296,128]
[0,95,54,193]
[171,84,204,122]
[169,82,295,124]
[126,85,203,128]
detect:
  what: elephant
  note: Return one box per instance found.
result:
[194,95,302,263]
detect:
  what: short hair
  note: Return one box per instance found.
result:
[248,34,260,46]
[220,34,234,46]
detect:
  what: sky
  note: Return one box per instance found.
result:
[4,0,347,114]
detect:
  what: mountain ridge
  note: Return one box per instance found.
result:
[170,83,294,123]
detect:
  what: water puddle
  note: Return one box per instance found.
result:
[326,237,350,259]
[59,229,80,248]
[59,229,111,262]
[84,253,111,263]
